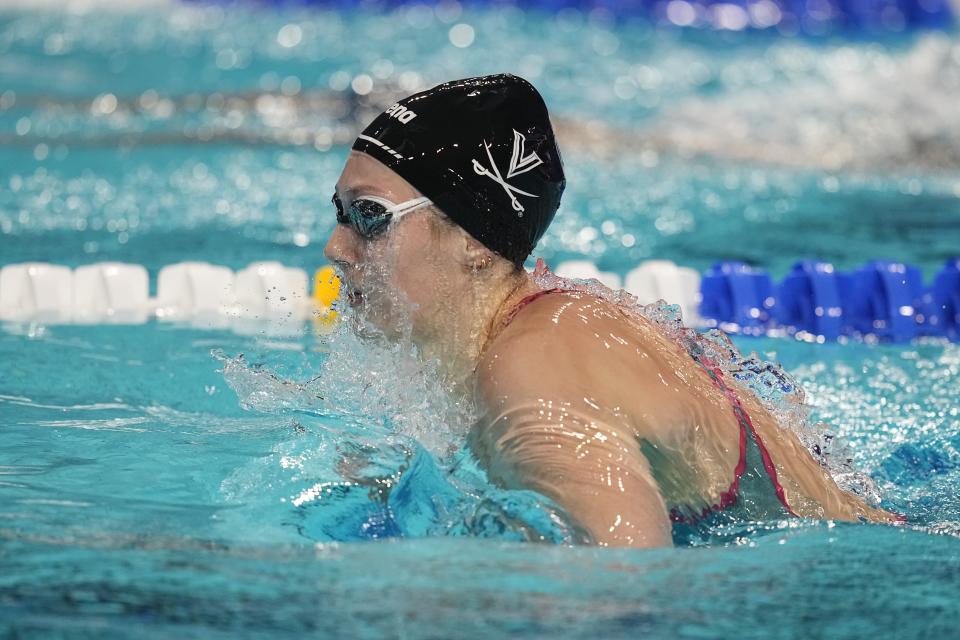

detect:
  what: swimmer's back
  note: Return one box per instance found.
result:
[478,288,745,519]
[474,288,897,547]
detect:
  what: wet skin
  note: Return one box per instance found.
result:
[326,152,897,548]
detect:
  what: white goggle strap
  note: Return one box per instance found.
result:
[354,194,434,226]
[387,196,433,218]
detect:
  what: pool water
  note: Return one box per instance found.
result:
[2,3,960,638]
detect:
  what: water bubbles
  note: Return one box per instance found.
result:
[578,226,598,243]
[277,23,303,49]
[590,30,619,56]
[280,75,302,96]
[0,90,15,110]
[350,74,373,96]
[666,1,697,27]
[711,4,750,31]
[435,0,462,23]
[138,89,158,110]
[614,76,638,100]
[371,58,394,79]
[448,23,475,48]
[313,128,333,151]
[328,70,351,91]
[43,32,67,55]
[91,93,118,116]
[397,70,423,92]
[215,48,240,70]
[405,4,434,29]
[749,0,783,28]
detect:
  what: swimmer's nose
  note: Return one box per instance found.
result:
[323,224,361,271]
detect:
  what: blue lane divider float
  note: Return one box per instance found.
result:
[700,258,960,342]
[699,261,776,335]
[839,260,926,342]
[923,258,960,339]
[775,261,843,341]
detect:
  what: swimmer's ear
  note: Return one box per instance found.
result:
[463,235,495,273]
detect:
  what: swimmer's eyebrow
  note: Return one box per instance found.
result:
[338,183,387,198]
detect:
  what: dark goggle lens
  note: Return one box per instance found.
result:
[332,194,392,238]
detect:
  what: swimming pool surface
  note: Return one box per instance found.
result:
[2,3,960,638]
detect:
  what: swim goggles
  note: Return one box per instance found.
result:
[332,193,434,238]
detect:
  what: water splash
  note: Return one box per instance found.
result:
[213,305,587,544]
[214,316,477,457]
[790,340,960,529]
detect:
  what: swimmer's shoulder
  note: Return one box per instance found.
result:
[490,287,665,358]
[497,287,627,336]
[477,288,667,410]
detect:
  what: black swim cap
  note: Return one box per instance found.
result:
[351,74,565,267]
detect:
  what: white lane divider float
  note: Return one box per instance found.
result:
[555,259,701,325]
[0,259,703,334]
[555,260,623,290]
[0,263,73,323]
[156,261,236,327]
[73,262,150,324]
[233,261,311,336]
[624,260,702,326]
[0,260,314,336]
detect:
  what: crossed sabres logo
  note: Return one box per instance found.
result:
[471,129,543,214]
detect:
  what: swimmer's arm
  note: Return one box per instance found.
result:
[471,406,673,548]
[474,315,672,548]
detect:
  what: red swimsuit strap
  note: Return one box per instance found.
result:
[499,288,574,329]
[693,356,798,520]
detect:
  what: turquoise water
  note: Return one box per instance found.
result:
[2,3,960,638]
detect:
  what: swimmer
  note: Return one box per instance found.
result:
[323,74,899,548]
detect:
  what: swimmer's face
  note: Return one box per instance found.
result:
[324,151,461,341]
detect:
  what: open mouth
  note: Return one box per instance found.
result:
[346,289,363,307]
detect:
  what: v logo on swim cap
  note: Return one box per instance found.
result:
[507,130,545,179]
[351,74,565,267]
[471,130,543,214]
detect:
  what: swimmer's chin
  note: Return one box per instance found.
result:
[345,304,407,342]
[347,314,389,342]
[341,289,421,343]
